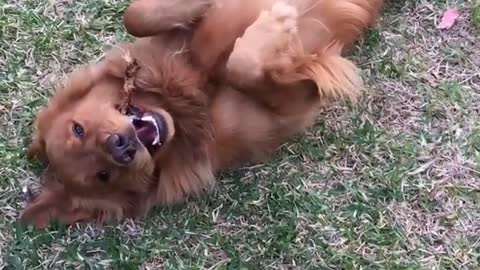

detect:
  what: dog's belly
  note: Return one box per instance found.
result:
[207,87,287,170]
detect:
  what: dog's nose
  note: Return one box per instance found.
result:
[106,133,137,164]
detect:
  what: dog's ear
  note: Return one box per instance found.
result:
[19,168,94,229]
[19,190,93,229]
[19,166,63,228]
[19,187,63,229]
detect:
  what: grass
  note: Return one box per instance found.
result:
[474,0,480,30]
[1,0,480,269]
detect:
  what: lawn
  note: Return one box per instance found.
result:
[1,0,480,269]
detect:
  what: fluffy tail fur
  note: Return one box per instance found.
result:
[270,0,383,101]
[295,0,383,51]
[269,42,363,101]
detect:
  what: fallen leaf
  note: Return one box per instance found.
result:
[438,8,460,30]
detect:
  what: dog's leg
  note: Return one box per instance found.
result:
[225,0,383,102]
[225,2,300,87]
[124,0,212,37]
[220,2,322,119]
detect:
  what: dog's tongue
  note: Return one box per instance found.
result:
[132,116,159,146]
[136,125,156,146]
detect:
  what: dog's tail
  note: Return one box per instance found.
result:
[296,0,383,51]
[270,41,363,102]
[271,0,383,101]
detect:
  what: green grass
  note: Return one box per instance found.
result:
[473,0,480,31]
[1,0,480,269]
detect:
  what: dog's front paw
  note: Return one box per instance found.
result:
[226,2,299,84]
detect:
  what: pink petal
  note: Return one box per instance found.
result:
[438,8,460,29]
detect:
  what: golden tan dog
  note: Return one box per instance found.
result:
[20,0,383,228]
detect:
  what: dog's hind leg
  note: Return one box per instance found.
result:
[124,0,213,37]
[224,0,384,102]
[225,0,378,103]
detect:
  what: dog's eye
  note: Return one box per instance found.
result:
[72,122,85,138]
[96,171,110,183]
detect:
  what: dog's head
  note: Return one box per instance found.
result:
[20,43,213,228]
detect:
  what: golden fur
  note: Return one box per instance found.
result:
[20,0,383,228]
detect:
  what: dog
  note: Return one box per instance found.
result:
[20,0,383,228]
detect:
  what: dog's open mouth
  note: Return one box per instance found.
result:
[127,106,167,152]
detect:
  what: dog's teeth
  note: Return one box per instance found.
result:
[128,115,139,122]
[141,115,161,145]
[152,134,161,145]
